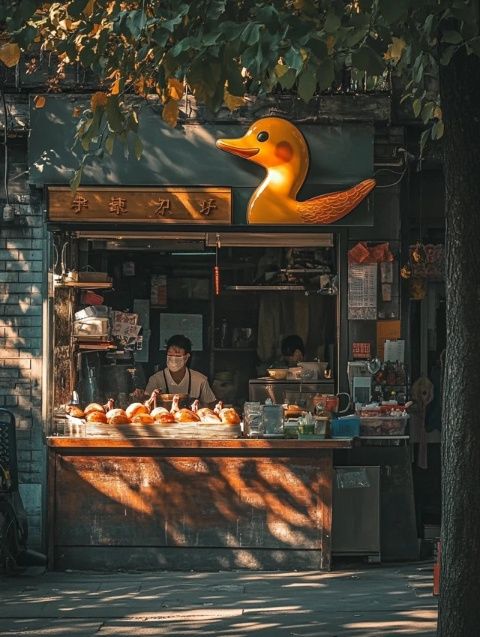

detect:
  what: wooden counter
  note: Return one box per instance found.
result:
[47,437,353,571]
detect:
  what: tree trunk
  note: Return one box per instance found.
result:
[437,49,480,636]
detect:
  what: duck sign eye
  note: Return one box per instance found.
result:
[257,131,269,142]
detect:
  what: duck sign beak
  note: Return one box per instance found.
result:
[216,138,259,159]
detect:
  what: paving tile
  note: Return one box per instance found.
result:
[0,564,438,635]
[97,610,437,636]
[0,619,102,637]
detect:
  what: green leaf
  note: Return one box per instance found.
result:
[127,10,147,38]
[317,58,335,91]
[69,167,83,193]
[440,46,457,65]
[413,54,425,84]
[206,0,227,20]
[431,119,444,140]
[169,36,201,58]
[421,101,434,123]
[255,5,278,27]
[413,98,422,118]
[285,47,304,73]
[202,31,221,46]
[419,128,430,156]
[79,110,101,151]
[423,14,435,38]
[298,65,317,102]
[162,14,183,33]
[352,46,385,76]
[241,42,262,77]
[278,68,296,89]
[345,25,369,48]
[105,135,114,156]
[128,111,139,133]
[218,21,244,41]
[106,96,124,133]
[151,28,170,47]
[441,30,463,45]
[275,63,289,78]
[14,24,37,48]
[241,23,261,46]
[324,12,341,33]
[133,136,143,160]
[468,36,480,57]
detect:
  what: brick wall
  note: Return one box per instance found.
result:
[0,141,45,550]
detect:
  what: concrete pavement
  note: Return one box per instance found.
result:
[0,563,437,636]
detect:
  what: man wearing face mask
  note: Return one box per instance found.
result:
[143,334,216,406]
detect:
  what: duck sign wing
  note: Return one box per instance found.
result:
[298,178,375,224]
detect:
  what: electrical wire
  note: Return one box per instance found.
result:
[1,89,9,205]
[374,167,408,189]
[374,168,405,175]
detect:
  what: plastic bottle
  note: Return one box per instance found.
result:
[219,318,229,348]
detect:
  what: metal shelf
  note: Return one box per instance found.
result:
[224,285,337,294]
[280,268,330,274]
[225,285,305,291]
[56,281,113,289]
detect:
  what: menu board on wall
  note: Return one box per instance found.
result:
[348,263,377,320]
[159,313,203,351]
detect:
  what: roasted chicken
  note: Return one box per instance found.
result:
[196,408,221,424]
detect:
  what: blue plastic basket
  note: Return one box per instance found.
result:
[330,416,360,438]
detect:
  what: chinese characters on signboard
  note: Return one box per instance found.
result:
[48,187,232,224]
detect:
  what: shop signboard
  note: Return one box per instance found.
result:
[216,117,375,226]
[46,186,232,224]
[31,96,375,228]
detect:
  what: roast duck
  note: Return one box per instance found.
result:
[67,392,240,426]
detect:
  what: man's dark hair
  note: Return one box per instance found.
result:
[166,334,192,354]
[281,334,305,357]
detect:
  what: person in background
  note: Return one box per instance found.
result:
[280,335,305,367]
[134,334,216,406]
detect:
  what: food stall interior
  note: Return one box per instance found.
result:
[52,233,339,423]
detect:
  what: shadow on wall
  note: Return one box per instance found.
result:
[29,95,374,192]
[0,243,43,430]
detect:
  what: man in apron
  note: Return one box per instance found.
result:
[142,334,216,407]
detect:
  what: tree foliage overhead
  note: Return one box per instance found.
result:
[0,0,479,178]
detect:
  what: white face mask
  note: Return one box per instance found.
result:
[167,355,187,373]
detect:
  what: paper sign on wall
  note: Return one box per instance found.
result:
[348,263,377,320]
[376,320,401,361]
[159,313,203,351]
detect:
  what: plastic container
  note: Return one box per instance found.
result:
[359,416,408,436]
[262,404,284,435]
[331,415,360,438]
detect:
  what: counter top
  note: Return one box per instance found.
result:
[47,437,354,450]
[250,378,334,383]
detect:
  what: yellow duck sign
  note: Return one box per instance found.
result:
[216,117,375,225]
